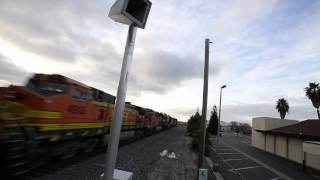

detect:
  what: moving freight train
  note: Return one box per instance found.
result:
[0,74,177,178]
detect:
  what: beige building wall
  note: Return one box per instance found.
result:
[251,117,320,171]
[252,117,298,131]
[303,141,320,170]
[266,134,275,153]
[288,138,303,163]
[252,130,265,150]
[303,141,320,155]
[252,117,298,149]
[306,153,320,170]
[275,136,287,158]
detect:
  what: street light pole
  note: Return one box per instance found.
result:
[198,39,211,171]
[217,85,226,144]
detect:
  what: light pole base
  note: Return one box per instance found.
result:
[100,169,133,180]
[198,168,208,180]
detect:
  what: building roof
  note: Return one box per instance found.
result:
[257,120,320,141]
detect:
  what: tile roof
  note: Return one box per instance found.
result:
[259,120,320,141]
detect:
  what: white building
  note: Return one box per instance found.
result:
[252,117,320,171]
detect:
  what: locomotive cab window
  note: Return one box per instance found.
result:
[92,89,115,104]
[26,80,68,96]
[72,86,93,101]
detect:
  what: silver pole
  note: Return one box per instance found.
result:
[104,24,137,180]
[198,38,210,170]
[217,88,222,144]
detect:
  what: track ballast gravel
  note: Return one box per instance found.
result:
[26,124,197,180]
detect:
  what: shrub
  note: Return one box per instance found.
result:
[187,111,211,151]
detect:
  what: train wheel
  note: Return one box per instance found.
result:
[100,134,109,146]
[134,129,144,139]
[3,125,30,179]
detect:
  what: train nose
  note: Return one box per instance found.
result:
[0,101,28,121]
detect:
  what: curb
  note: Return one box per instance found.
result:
[205,157,224,180]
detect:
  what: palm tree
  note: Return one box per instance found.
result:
[305,82,320,120]
[276,98,289,119]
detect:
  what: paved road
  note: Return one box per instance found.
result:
[210,131,320,180]
[25,124,197,180]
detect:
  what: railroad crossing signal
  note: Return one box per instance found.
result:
[109,0,152,29]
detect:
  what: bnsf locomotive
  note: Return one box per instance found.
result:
[0,74,177,178]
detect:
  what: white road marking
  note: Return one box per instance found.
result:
[240,141,250,144]
[270,177,282,180]
[218,152,241,155]
[210,146,232,152]
[211,145,229,148]
[231,165,261,171]
[223,158,249,162]
[210,145,247,180]
[214,146,230,148]
[221,142,294,180]
[215,148,233,151]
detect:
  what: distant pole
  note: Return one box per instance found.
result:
[104,24,137,180]
[217,85,226,144]
[198,38,211,171]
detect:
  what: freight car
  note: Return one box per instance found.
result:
[0,74,177,178]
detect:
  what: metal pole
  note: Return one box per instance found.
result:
[217,88,223,144]
[198,38,210,171]
[104,24,137,180]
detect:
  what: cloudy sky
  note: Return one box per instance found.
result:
[0,0,319,124]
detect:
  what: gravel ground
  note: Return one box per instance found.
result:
[26,124,197,180]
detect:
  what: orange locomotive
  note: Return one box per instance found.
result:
[0,74,177,178]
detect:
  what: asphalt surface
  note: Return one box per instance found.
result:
[24,124,197,180]
[209,131,320,180]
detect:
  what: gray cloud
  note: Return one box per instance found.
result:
[0,2,74,61]
[165,106,199,121]
[130,50,221,94]
[0,0,125,94]
[1,0,220,96]
[168,102,317,123]
[0,0,319,122]
[0,0,113,62]
[220,102,318,124]
[0,54,30,85]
